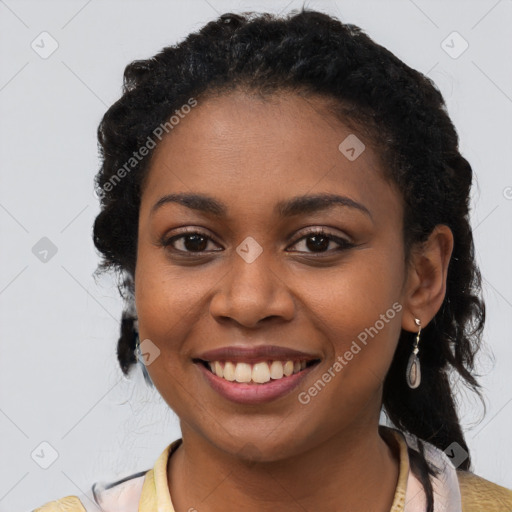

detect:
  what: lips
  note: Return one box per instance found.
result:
[195,360,319,404]
[193,345,322,404]
[195,345,320,364]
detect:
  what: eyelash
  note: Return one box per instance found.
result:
[160,228,355,256]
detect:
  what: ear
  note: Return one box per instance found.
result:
[401,224,454,333]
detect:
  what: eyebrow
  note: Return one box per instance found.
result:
[151,192,372,221]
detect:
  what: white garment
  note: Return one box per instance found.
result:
[77,429,463,512]
[68,473,145,512]
[402,431,462,512]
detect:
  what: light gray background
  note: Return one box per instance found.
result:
[0,0,511,510]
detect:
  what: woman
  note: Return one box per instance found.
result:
[34,8,512,512]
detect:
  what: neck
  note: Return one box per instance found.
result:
[167,422,400,512]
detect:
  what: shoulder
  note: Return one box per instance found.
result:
[457,469,512,512]
[32,496,86,511]
[32,470,148,512]
[31,440,180,512]
[385,426,512,511]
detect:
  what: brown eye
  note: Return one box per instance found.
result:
[162,231,221,253]
[288,229,354,254]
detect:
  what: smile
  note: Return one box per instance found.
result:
[201,359,318,384]
[194,357,321,404]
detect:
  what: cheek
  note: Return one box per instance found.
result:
[134,243,218,356]
[292,272,403,423]
[299,246,404,374]
[135,268,192,347]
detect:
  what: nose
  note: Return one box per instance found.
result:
[209,247,296,329]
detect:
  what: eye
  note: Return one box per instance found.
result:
[161,230,221,254]
[160,228,354,256]
[288,228,354,254]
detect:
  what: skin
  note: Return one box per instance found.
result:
[134,90,454,511]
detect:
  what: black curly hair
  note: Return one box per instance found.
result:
[93,9,485,510]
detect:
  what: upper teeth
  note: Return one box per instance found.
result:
[207,360,308,384]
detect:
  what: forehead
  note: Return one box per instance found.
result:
[141,91,401,223]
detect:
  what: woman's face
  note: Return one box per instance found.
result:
[135,90,412,460]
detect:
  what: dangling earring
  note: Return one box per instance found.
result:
[406,318,422,389]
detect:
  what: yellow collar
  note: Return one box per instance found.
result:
[138,425,410,511]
